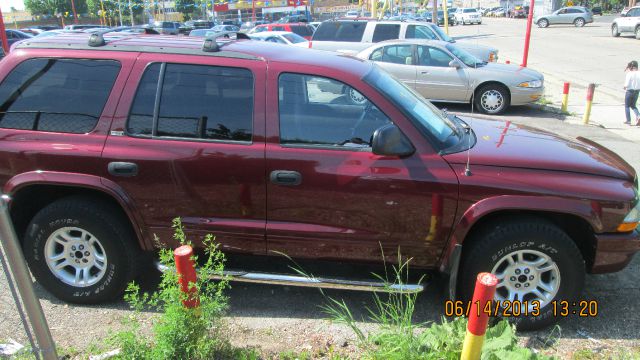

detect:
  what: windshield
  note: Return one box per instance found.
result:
[431,24,454,42]
[282,33,307,44]
[464,8,477,12]
[364,65,457,147]
[445,44,484,67]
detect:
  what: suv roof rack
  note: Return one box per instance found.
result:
[16,31,260,61]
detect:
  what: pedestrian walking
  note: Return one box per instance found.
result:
[624,60,640,125]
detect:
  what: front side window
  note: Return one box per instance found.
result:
[278,73,390,148]
[0,58,120,133]
[127,63,253,142]
[406,25,437,40]
[364,66,456,147]
[417,46,454,67]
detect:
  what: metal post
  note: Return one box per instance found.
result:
[521,0,535,67]
[0,195,57,360]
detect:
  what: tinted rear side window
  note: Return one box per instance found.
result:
[372,24,400,42]
[0,58,120,133]
[312,22,367,42]
[291,25,313,37]
[127,63,253,142]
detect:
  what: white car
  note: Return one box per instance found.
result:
[455,8,482,25]
[248,31,310,47]
[344,10,360,18]
[611,6,640,39]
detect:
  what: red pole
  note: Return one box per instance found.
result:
[174,245,200,309]
[0,8,9,54]
[521,0,535,67]
[461,273,498,360]
[71,0,79,24]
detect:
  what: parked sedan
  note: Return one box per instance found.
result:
[535,6,593,27]
[5,29,33,46]
[248,31,309,47]
[357,40,544,114]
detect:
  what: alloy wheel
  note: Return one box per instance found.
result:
[491,249,560,310]
[44,227,108,287]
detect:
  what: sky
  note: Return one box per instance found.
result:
[1,0,25,12]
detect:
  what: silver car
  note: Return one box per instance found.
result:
[535,6,593,28]
[356,40,544,114]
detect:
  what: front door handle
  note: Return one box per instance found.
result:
[270,170,302,186]
[420,71,429,75]
[108,162,138,177]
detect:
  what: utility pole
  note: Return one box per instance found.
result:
[432,0,437,26]
[70,0,79,23]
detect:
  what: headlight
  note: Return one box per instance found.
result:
[618,201,640,232]
[518,80,542,88]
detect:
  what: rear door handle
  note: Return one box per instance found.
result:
[270,170,302,186]
[108,162,138,177]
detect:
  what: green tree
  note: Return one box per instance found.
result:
[25,0,88,16]
[175,0,196,20]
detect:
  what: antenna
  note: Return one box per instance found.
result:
[463,5,482,177]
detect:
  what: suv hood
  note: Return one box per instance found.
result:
[443,117,635,181]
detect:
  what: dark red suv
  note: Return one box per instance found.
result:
[0,32,638,330]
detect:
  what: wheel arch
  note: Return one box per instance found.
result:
[440,196,599,275]
[5,171,150,251]
[473,81,511,100]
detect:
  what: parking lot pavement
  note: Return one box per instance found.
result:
[448,17,640,143]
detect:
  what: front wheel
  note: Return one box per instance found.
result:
[574,17,585,27]
[635,26,640,40]
[23,196,139,303]
[537,18,549,28]
[611,24,620,37]
[458,218,585,330]
[474,83,510,114]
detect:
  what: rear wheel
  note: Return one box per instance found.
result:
[458,217,585,330]
[611,23,620,37]
[475,83,510,115]
[574,17,585,27]
[537,18,549,28]
[23,196,139,303]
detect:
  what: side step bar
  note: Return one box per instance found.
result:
[156,263,424,293]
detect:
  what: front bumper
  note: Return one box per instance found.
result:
[509,85,545,105]
[591,230,640,273]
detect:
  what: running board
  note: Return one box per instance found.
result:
[156,263,424,293]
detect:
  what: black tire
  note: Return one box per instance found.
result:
[474,83,510,115]
[23,196,139,304]
[458,217,585,331]
[574,17,585,27]
[611,23,620,37]
[537,18,549,28]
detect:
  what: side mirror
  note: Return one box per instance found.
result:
[372,124,415,157]
[449,59,462,68]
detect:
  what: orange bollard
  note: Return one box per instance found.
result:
[461,273,498,360]
[174,245,200,308]
[561,82,570,113]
